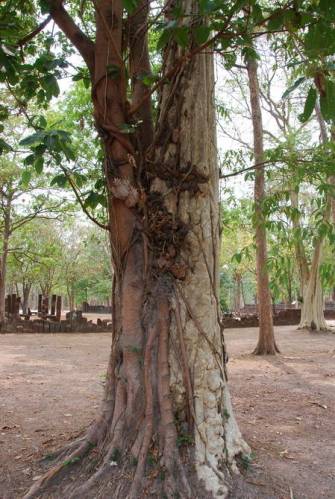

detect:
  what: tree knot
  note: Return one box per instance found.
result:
[110,178,139,207]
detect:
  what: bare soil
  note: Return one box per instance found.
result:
[0,324,334,498]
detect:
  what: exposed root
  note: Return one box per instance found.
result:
[127,321,157,499]
[297,322,331,333]
[173,295,195,427]
[253,341,280,355]
[39,435,86,464]
[23,439,94,499]
[157,293,192,498]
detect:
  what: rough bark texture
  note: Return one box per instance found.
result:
[152,37,249,495]
[23,1,248,498]
[247,58,279,355]
[298,239,328,331]
[298,193,331,331]
[297,106,331,331]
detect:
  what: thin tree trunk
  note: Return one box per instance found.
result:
[247,56,279,354]
[234,273,243,315]
[290,189,310,298]
[0,198,11,323]
[22,283,32,315]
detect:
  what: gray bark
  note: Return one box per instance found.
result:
[153,18,249,491]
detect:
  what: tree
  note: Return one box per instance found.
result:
[297,110,333,331]
[220,197,256,313]
[246,50,279,354]
[0,158,62,321]
[1,0,333,496]
[18,2,251,497]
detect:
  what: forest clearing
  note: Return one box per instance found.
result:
[1,325,335,498]
[1,1,335,498]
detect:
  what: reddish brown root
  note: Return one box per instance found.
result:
[23,286,197,499]
[23,439,94,499]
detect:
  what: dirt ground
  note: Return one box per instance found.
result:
[0,324,334,499]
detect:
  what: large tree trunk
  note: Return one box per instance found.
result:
[297,106,330,331]
[298,239,327,331]
[298,196,331,331]
[247,57,279,355]
[24,1,248,498]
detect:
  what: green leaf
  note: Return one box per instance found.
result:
[34,156,44,174]
[174,27,189,48]
[157,29,172,50]
[282,77,306,99]
[24,153,36,166]
[59,141,76,161]
[42,74,60,98]
[0,137,12,154]
[194,26,211,45]
[319,0,335,16]
[268,10,285,31]
[84,191,101,209]
[20,131,45,147]
[73,172,87,188]
[298,87,317,123]
[21,170,32,185]
[320,79,335,121]
[252,4,263,23]
[232,252,242,264]
[39,0,51,14]
[123,0,139,14]
[242,46,259,62]
[50,174,68,187]
[137,72,159,86]
[38,115,47,128]
[304,21,335,58]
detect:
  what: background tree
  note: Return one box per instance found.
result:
[246,47,279,354]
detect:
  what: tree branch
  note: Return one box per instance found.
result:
[46,0,95,75]
[59,166,109,231]
[220,160,273,179]
[17,16,52,46]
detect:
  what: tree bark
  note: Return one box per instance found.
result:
[0,196,11,323]
[233,273,243,315]
[247,57,279,355]
[290,189,309,299]
[297,106,331,331]
[22,283,32,315]
[298,238,328,331]
[298,195,331,331]
[24,1,248,498]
